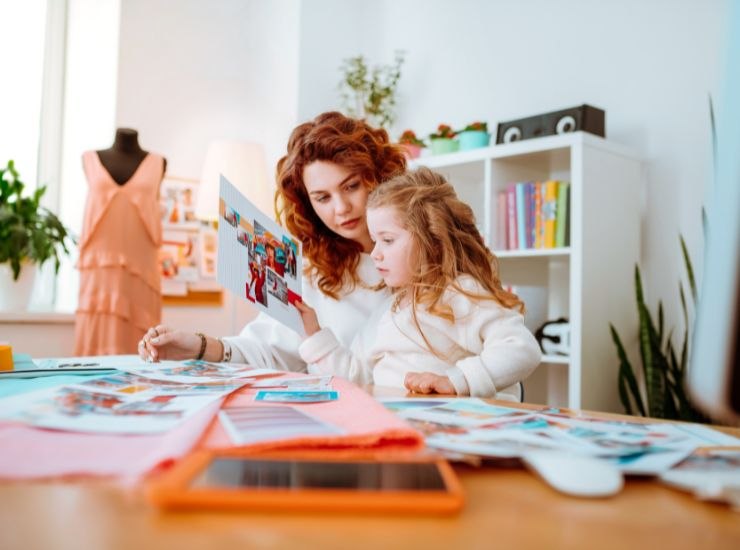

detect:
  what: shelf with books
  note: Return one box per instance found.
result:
[413,132,643,413]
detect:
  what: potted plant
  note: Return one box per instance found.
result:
[609,236,708,422]
[457,121,491,151]
[429,124,459,155]
[397,130,426,159]
[0,160,74,310]
[338,51,405,129]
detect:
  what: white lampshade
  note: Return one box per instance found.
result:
[196,140,271,220]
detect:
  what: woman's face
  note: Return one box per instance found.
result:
[302,161,374,252]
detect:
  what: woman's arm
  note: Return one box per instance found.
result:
[222,311,308,372]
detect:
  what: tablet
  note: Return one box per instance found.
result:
[148,451,464,514]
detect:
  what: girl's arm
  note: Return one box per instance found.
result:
[450,296,542,397]
[297,327,375,385]
[293,300,375,385]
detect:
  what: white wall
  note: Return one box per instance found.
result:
[117,0,301,183]
[114,0,301,337]
[298,0,727,333]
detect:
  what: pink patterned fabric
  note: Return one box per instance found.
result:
[202,376,423,453]
[74,151,164,356]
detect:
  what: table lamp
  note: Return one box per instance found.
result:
[196,140,272,221]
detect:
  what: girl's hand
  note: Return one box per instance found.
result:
[404,372,456,395]
[137,325,202,362]
[293,300,321,337]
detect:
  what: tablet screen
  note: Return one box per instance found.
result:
[190,458,447,491]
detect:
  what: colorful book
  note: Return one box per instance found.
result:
[497,191,508,251]
[507,184,518,250]
[556,182,571,248]
[534,182,543,249]
[526,182,536,249]
[543,180,558,248]
[516,183,527,250]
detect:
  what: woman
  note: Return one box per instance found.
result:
[138,112,407,370]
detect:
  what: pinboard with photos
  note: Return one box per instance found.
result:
[158,176,221,305]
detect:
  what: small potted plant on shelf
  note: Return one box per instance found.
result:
[397,130,426,159]
[429,124,459,155]
[0,160,74,311]
[457,121,491,151]
[338,51,405,129]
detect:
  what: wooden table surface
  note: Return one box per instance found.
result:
[1,388,738,550]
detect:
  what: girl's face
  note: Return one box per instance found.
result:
[367,206,418,288]
[303,161,374,252]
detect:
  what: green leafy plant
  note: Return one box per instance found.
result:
[609,236,708,422]
[0,160,74,280]
[398,129,426,147]
[461,121,488,133]
[429,124,457,140]
[338,51,405,129]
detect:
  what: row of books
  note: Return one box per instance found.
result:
[496,180,570,251]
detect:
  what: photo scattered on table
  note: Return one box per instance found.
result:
[254,390,339,403]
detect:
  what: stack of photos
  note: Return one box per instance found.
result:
[217,176,303,333]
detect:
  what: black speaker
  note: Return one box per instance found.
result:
[495,104,605,144]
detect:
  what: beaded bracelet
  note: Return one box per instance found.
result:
[195,332,207,360]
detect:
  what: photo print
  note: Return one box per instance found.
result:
[160,177,199,229]
[282,235,299,279]
[267,267,288,305]
[237,226,251,252]
[247,257,268,306]
[223,202,239,227]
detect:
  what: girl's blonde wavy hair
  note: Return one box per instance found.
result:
[367,167,524,330]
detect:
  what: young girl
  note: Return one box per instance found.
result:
[294,167,541,398]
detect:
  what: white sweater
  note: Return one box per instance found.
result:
[298,276,542,399]
[223,253,390,371]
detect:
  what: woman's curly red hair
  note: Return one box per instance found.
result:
[275,112,406,298]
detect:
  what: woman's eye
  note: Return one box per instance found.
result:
[345,182,361,191]
[383,238,394,244]
[315,195,329,203]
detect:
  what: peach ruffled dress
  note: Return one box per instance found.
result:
[74,151,164,355]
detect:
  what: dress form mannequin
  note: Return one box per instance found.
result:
[96,128,167,185]
[75,130,166,355]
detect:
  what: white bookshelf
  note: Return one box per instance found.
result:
[412,132,643,412]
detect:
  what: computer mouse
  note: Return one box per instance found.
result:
[521,450,624,498]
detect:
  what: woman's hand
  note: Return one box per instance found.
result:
[404,372,456,395]
[293,300,321,337]
[137,325,202,362]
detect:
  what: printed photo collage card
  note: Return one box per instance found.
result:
[217,175,303,333]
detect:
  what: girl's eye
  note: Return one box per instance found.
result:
[383,238,394,244]
[314,195,329,203]
[345,181,361,191]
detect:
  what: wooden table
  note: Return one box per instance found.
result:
[1,388,738,550]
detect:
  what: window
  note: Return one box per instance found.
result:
[0,0,120,312]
